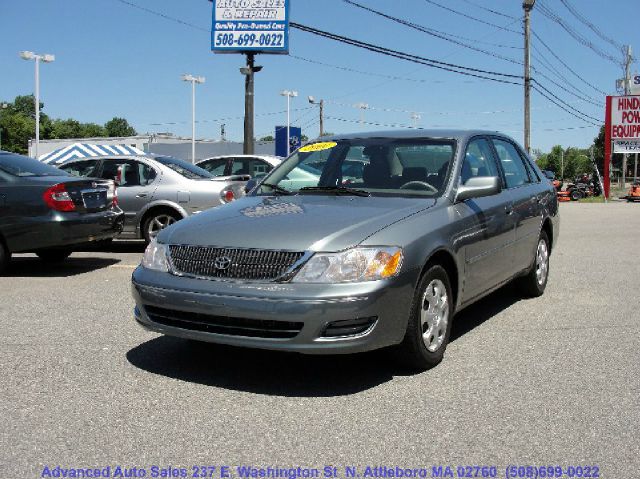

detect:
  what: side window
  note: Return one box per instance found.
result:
[199,158,228,176]
[99,160,150,187]
[138,162,157,186]
[248,159,273,178]
[231,159,251,176]
[460,138,500,185]
[492,139,531,188]
[59,160,99,177]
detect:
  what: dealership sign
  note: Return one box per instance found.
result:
[610,95,640,139]
[211,0,290,54]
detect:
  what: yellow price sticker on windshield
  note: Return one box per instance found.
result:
[299,141,337,153]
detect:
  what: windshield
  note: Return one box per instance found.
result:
[154,156,214,179]
[256,138,455,197]
[0,153,69,177]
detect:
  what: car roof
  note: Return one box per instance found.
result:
[198,154,282,166]
[320,129,511,143]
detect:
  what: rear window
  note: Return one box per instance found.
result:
[154,156,214,179]
[0,153,69,177]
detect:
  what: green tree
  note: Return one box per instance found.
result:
[591,125,605,173]
[49,118,83,139]
[105,117,137,137]
[259,135,274,141]
[80,123,106,138]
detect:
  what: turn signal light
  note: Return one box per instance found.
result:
[43,183,76,212]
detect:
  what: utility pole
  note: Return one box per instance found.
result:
[560,149,564,180]
[308,96,325,138]
[411,112,421,128]
[356,102,369,128]
[240,54,262,155]
[523,0,535,155]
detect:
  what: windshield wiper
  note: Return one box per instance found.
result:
[299,185,370,197]
[260,182,294,195]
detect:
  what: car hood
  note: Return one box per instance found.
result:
[160,194,436,251]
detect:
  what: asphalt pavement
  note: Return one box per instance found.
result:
[1,202,639,478]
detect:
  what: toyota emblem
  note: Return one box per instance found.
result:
[214,256,232,270]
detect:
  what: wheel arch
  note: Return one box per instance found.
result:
[541,217,553,252]
[136,201,188,238]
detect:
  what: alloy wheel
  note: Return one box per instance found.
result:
[420,279,449,352]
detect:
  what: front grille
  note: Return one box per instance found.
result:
[145,305,303,339]
[169,245,305,281]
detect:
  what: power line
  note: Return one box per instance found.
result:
[421,0,523,34]
[114,0,208,32]
[456,0,517,20]
[342,0,523,66]
[290,22,522,84]
[558,0,623,51]
[531,84,600,126]
[532,31,608,96]
[536,0,620,66]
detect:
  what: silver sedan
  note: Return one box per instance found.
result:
[58,154,247,242]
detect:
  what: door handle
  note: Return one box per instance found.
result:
[505,204,513,215]
[136,193,148,198]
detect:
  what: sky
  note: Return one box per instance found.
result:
[1,0,638,152]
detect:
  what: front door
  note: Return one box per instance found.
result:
[455,137,516,303]
[98,159,159,232]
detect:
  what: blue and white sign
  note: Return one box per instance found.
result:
[211,0,290,54]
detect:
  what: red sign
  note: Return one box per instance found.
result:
[604,95,640,198]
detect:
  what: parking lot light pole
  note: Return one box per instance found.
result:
[281,90,298,156]
[356,102,369,128]
[181,74,205,163]
[19,51,55,159]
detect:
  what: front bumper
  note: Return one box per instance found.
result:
[131,266,418,354]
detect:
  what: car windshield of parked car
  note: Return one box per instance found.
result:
[154,156,214,180]
[0,153,69,177]
[257,138,455,197]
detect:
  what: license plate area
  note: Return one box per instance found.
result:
[81,189,108,210]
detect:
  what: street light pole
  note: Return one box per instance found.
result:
[0,102,8,150]
[19,51,55,159]
[181,73,205,163]
[281,90,298,156]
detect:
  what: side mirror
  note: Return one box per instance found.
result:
[456,176,501,202]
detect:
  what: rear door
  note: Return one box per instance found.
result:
[97,159,159,230]
[455,137,517,302]
[490,137,542,273]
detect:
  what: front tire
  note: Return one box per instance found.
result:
[36,249,72,263]
[396,265,453,371]
[570,189,582,201]
[517,231,550,297]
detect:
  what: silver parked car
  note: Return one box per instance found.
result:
[58,155,246,242]
[196,154,281,180]
[132,130,559,370]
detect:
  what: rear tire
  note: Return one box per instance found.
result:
[142,209,180,244]
[517,231,550,298]
[395,265,453,371]
[0,241,10,275]
[36,249,72,263]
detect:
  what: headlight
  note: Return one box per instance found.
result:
[141,240,169,272]
[292,247,403,283]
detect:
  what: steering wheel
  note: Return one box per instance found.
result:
[399,181,438,193]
